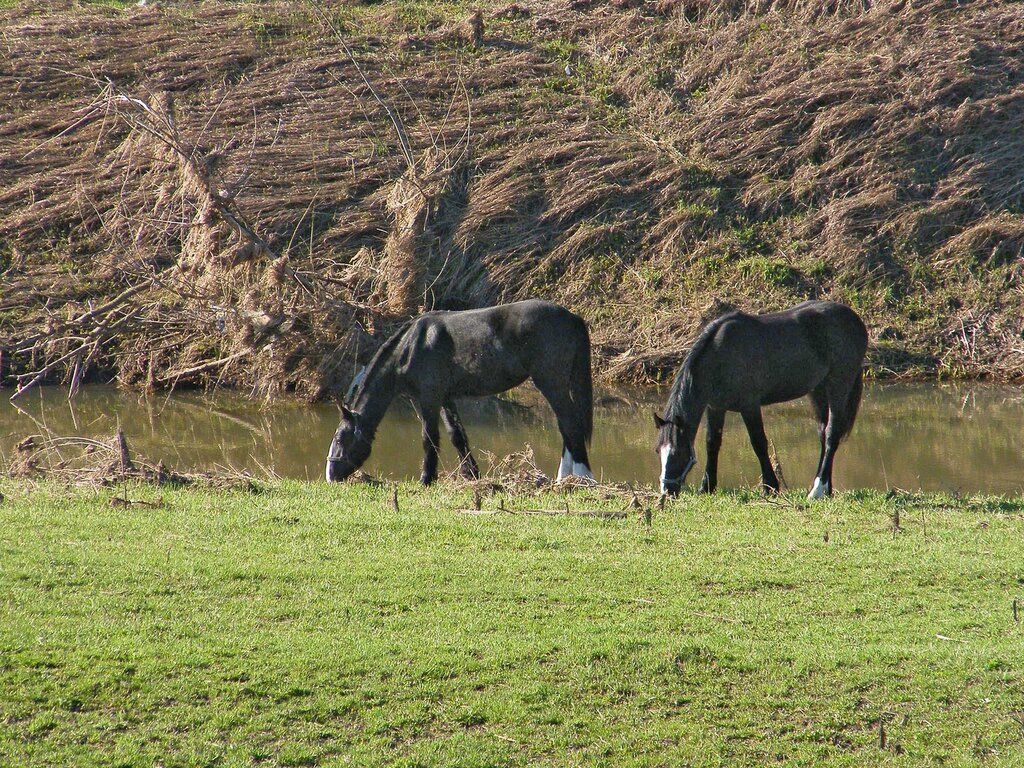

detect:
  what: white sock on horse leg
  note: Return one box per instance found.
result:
[573,461,594,480]
[808,477,829,500]
[557,448,572,481]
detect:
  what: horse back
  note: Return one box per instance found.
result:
[738,301,867,366]
[699,301,866,408]
[399,300,588,398]
[787,301,868,364]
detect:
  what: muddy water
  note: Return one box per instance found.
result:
[1,383,1022,494]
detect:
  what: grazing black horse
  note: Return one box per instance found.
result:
[327,300,594,485]
[654,300,868,499]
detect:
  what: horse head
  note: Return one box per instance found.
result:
[653,411,696,496]
[326,404,373,482]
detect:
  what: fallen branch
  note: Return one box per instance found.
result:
[158,348,253,383]
[110,496,165,509]
[456,507,629,519]
[11,275,160,354]
[11,306,141,401]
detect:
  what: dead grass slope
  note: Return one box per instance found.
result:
[0,0,1022,398]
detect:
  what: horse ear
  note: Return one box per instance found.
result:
[652,411,667,429]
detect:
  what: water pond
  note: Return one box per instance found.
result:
[1,383,1022,495]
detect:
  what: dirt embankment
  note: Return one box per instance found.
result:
[1,0,1022,399]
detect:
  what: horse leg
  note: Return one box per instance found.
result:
[809,380,856,499]
[700,407,726,493]
[442,401,479,480]
[741,408,780,495]
[532,378,593,480]
[810,414,841,499]
[417,402,442,486]
[809,383,829,483]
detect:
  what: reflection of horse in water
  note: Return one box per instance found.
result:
[655,301,868,499]
[327,300,594,486]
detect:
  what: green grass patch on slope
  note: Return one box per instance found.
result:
[1,481,1023,766]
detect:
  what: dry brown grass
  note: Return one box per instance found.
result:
[6,427,261,490]
[1,0,1022,395]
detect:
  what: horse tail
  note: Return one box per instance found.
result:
[838,366,864,441]
[572,320,594,446]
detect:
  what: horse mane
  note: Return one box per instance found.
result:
[349,319,415,407]
[667,311,743,423]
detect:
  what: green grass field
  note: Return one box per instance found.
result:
[2,480,1023,766]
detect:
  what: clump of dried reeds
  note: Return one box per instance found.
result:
[380,148,459,314]
[4,427,259,490]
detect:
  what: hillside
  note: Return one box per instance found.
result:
[1,0,1022,398]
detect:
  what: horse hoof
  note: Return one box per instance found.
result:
[807,477,830,500]
[558,474,596,488]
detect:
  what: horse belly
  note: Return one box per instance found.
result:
[759,365,827,405]
[448,346,528,397]
[761,384,814,406]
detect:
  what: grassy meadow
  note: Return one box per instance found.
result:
[1,479,1023,766]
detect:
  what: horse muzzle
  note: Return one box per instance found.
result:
[326,457,356,483]
[661,479,682,497]
[660,456,695,497]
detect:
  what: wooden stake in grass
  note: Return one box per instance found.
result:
[1014,597,1019,624]
[879,720,887,750]
[391,486,400,514]
[115,427,135,476]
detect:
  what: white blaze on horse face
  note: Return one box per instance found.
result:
[557,448,573,481]
[808,477,830,500]
[659,443,672,491]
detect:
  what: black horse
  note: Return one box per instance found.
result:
[327,300,594,485]
[654,300,868,499]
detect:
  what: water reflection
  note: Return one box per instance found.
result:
[1,383,1022,494]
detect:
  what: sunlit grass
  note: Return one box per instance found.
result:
[1,480,1023,766]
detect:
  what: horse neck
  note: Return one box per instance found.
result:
[351,361,399,437]
[670,368,706,428]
